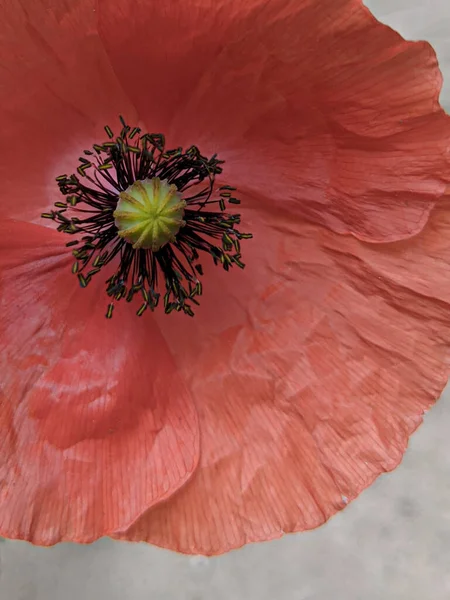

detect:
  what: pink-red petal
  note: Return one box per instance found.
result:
[0,0,137,221]
[0,221,199,544]
[98,0,450,241]
[114,200,450,554]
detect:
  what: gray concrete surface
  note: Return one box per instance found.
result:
[1,1,450,598]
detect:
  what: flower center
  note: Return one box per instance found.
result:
[42,117,252,318]
[114,178,186,251]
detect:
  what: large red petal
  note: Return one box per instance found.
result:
[0,221,199,544]
[114,199,450,554]
[0,0,137,222]
[98,0,450,242]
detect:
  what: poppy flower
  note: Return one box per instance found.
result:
[1,0,450,555]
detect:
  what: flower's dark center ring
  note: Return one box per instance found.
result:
[41,117,252,318]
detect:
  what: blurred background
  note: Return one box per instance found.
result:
[1,1,450,598]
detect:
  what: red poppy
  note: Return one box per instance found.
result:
[1,0,450,555]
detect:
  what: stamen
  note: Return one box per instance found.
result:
[42,118,253,317]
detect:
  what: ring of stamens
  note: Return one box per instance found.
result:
[42,117,252,318]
